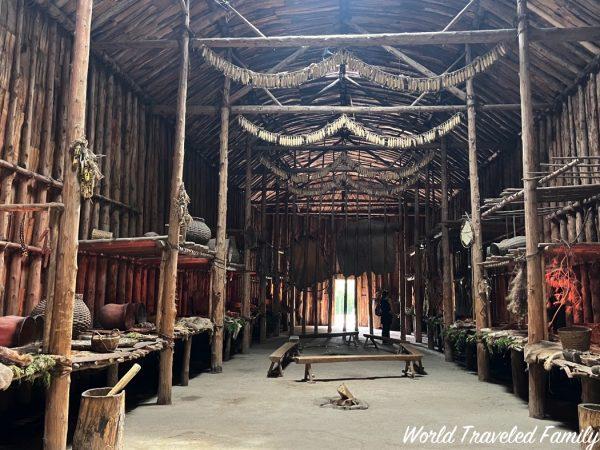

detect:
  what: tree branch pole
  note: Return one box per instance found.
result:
[44,0,93,447]
[465,44,490,382]
[413,181,422,343]
[157,5,190,403]
[211,68,232,372]
[153,103,548,116]
[517,0,548,419]
[258,174,268,342]
[241,142,252,352]
[94,26,600,49]
[441,138,454,362]
[398,195,406,341]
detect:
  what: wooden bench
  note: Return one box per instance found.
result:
[294,351,425,382]
[363,333,405,350]
[267,339,299,377]
[298,331,359,346]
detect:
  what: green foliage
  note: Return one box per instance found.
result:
[224,315,246,339]
[443,327,475,354]
[10,354,56,387]
[483,334,516,356]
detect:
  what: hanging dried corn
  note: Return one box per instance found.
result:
[239,114,463,149]
[201,44,508,93]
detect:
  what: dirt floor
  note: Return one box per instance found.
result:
[125,333,577,449]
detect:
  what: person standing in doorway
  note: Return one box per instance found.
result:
[377,289,392,338]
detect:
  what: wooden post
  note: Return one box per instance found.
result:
[0,0,25,314]
[441,138,453,361]
[242,143,252,352]
[465,44,490,382]
[414,182,422,342]
[157,3,190,403]
[517,0,547,418]
[367,198,374,335]
[44,0,93,447]
[343,192,348,333]
[180,337,192,386]
[273,182,281,336]
[398,195,406,341]
[327,195,335,333]
[210,65,232,372]
[258,174,268,343]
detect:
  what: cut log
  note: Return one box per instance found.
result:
[72,387,125,450]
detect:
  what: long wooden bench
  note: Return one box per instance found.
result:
[363,333,405,350]
[267,339,299,377]
[294,350,425,382]
[298,331,359,346]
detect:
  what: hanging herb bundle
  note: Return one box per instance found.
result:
[239,114,462,149]
[545,254,582,328]
[201,44,508,93]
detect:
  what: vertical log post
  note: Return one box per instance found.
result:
[273,182,281,336]
[414,182,422,342]
[157,3,190,403]
[258,174,267,342]
[517,0,548,419]
[367,198,374,335]
[242,143,252,352]
[465,44,490,382]
[398,195,406,341]
[441,138,454,361]
[44,0,93,447]
[210,63,232,372]
[327,194,335,333]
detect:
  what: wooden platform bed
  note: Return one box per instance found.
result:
[294,344,425,382]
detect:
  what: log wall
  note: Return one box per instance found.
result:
[0,2,175,316]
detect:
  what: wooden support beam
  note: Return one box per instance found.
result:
[93,26,600,49]
[211,66,232,372]
[517,0,547,419]
[441,138,453,362]
[465,44,490,382]
[44,0,93,447]
[153,103,548,116]
[398,195,406,341]
[443,0,478,31]
[258,174,268,343]
[241,143,253,352]
[157,1,190,404]
[413,182,422,343]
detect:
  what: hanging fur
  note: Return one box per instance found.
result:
[71,137,103,199]
[507,261,528,318]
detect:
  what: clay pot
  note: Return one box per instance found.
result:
[0,316,37,347]
[97,303,136,331]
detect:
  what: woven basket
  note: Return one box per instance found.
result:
[186,217,211,244]
[558,326,592,351]
[31,294,91,338]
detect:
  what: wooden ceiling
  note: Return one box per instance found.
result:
[44,0,600,208]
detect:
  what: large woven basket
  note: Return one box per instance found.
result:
[30,293,91,338]
[558,326,592,351]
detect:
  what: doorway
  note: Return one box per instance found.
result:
[333,278,356,329]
